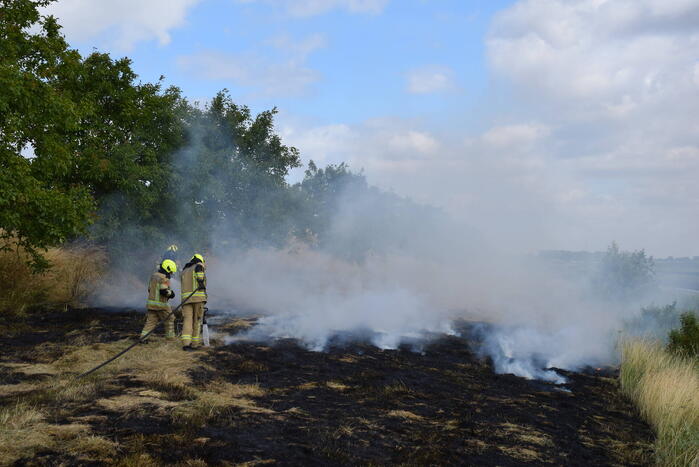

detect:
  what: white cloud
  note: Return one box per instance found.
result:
[236,0,389,17]
[41,0,202,51]
[481,123,550,148]
[487,0,699,119]
[405,66,455,94]
[275,1,699,255]
[178,34,326,97]
[267,33,327,58]
[469,0,699,255]
[281,118,440,171]
[388,130,439,156]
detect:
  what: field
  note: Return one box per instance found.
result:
[0,309,655,466]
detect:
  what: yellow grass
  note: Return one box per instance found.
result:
[0,244,105,315]
[45,246,106,307]
[0,338,208,464]
[171,381,270,428]
[386,410,424,421]
[620,339,699,466]
[0,403,50,463]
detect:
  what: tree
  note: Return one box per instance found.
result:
[295,161,454,260]
[60,52,190,263]
[0,0,93,268]
[593,242,656,301]
[139,90,305,255]
[295,160,366,243]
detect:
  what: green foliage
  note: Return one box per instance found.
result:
[624,302,682,339]
[295,161,456,260]
[162,90,303,256]
[668,312,699,359]
[0,0,451,276]
[66,53,190,263]
[295,160,366,245]
[0,0,93,269]
[594,242,656,301]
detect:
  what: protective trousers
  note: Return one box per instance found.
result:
[181,302,204,347]
[141,309,175,339]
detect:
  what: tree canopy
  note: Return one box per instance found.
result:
[0,0,93,268]
[0,0,448,272]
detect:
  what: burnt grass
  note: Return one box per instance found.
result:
[2,309,654,466]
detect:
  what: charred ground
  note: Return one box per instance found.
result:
[1,309,653,466]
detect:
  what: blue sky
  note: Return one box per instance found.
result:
[44,0,699,256]
[65,0,513,127]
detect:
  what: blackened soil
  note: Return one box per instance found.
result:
[2,309,654,466]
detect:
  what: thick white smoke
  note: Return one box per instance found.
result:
[204,222,666,384]
[91,106,682,385]
[207,246,456,350]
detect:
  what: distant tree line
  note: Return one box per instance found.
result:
[1,0,439,270]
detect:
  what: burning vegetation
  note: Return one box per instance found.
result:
[1,2,699,466]
[1,309,655,466]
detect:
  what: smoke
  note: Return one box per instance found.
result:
[90,101,685,385]
[199,176,675,385]
[207,246,456,350]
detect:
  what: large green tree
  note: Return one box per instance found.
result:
[61,52,190,260]
[0,0,93,268]
[2,0,443,273]
[170,91,303,252]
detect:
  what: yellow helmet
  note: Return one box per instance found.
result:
[161,259,177,274]
[192,253,204,263]
[167,244,178,252]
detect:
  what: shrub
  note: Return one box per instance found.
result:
[593,242,655,301]
[668,312,699,359]
[624,302,682,339]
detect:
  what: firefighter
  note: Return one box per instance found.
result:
[141,259,177,340]
[162,244,179,264]
[180,253,207,350]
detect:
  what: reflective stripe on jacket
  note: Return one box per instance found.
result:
[147,271,171,310]
[181,263,207,304]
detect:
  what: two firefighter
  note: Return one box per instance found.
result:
[141,249,208,350]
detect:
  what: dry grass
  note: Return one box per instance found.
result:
[44,246,106,307]
[498,422,553,448]
[0,248,44,315]
[0,403,50,463]
[620,339,699,467]
[65,434,119,459]
[53,338,196,378]
[326,381,349,391]
[386,410,424,421]
[0,244,105,315]
[0,338,208,464]
[380,380,416,399]
[172,381,270,428]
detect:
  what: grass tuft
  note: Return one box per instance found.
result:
[171,381,269,428]
[620,339,699,466]
[0,403,50,464]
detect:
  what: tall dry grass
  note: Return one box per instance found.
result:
[620,339,699,466]
[0,244,105,315]
[45,246,106,307]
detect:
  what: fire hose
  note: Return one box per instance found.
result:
[77,287,202,379]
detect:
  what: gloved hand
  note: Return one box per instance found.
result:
[168,290,175,299]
